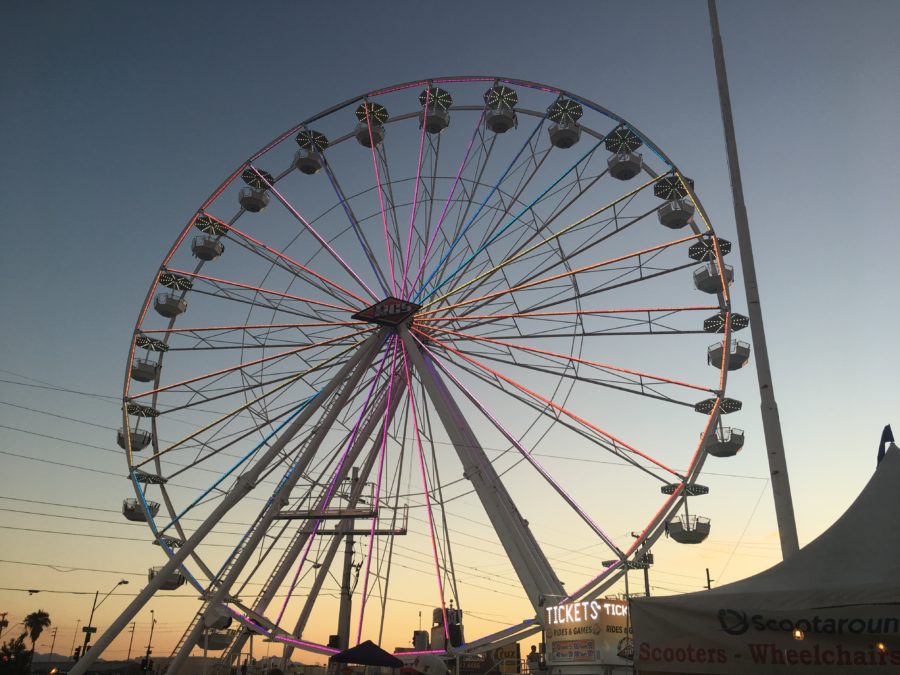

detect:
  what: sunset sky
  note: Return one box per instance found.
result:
[1,0,898,665]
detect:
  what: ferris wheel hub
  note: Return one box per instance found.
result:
[351,297,420,327]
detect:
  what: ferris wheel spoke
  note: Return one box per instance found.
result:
[446,356,672,485]
[163,267,357,314]
[223,223,369,307]
[398,91,432,299]
[139,339,369,466]
[412,114,547,304]
[423,344,625,558]
[421,138,603,305]
[420,172,660,313]
[407,110,488,300]
[322,161,393,297]
[274,337,394,625]
[418,232,702,321]
[130,328,373,403]
[247,165,380,302]
[420,323,714,394]
[414,327,681,479]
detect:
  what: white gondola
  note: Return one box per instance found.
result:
[485,108,516,134]
[130,357,160,383]
[204,605,233,630]
[422,108,450,134]
[355,121,385,148]
[693,262,734,294]
[607,152,642,180]
[122,497,159,522]
[294,149,325,175]
[154,293,187,318]
[238,187,269,213]
[191,235,224,261]
[148,566,186,590]
[658,197,695,229]
[707,340,751,370]
[201,630,236,651]
[548,122,581,149]
[117,427,152,451]
[667,515,711,544]
[707,427,745,458]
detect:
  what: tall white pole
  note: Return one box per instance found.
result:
[707,0,799,558]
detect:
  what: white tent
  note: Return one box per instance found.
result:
[631,443,900,674]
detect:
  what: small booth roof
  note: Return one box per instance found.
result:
[330,640,404,668]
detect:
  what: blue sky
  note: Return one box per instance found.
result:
[1,0,898,660]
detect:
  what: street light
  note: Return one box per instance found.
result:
[81,580,129,655]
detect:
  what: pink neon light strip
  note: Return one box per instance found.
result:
[399,339,450,641]
[413,327,679,477]
[415,335,621,553]
[275,342,391,625]
[363,104,397,296]
[355,336,400,643]
[400,89,431,299]
[250,166,379,301]
[225,221,368,306]
[165,267,356,312]
[406,107,486,301]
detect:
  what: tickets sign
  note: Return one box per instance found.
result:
[543,600,633,666]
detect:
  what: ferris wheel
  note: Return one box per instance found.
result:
[76,77,750,675]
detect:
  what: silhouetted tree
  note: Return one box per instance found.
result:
[23,611,50,672]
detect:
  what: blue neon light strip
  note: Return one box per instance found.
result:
[158,393,318,535]
[417,139,603,303]
[411,116,547,304]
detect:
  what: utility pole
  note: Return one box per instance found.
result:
[144,610,156,671]
[706,568,713,591]
[47,627,58,662]
[127,622,136,661]
[707,0,800,559]
[69,620,80,658]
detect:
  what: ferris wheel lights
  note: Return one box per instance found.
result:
[135,333,168,352]
[605,125,643,153]
[159,271,193,291]
[654,174,694,200]
[658,197,696,229]
[660,483,709,496]
[689,236,732,261]
[154,292,187,318]
[355,102,389,147]
[484,85,518,133]
[707,340,751,371]
[607,152,643,180]
[419,87,453,131]
[153,534,185,549]
[195,214,229,236]
[694,398,742,415]
[693,263,734,294]
[703,312,748,333]
[706,427,745,457]
[131,468,166,485]
[117,427,152,451]
[126,402,159,418]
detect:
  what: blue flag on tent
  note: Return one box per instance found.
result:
[877,425,894,465]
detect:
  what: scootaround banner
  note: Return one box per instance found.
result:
[632,603,900,673]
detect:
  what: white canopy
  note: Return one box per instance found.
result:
[631,443,900,673]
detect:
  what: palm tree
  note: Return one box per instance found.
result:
[22,611,50,671]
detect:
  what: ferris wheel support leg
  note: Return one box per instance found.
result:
[223,373,407,670]
[70,334,383,675]
[165,335,386,675]
[399,327,564,612]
